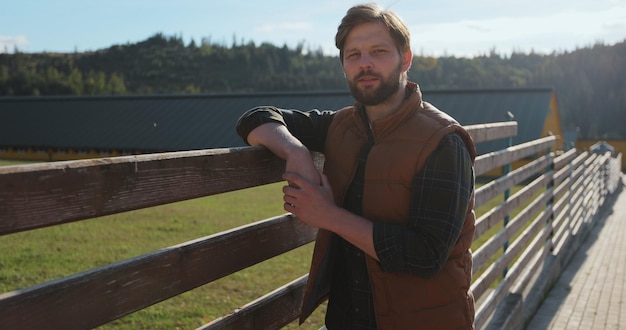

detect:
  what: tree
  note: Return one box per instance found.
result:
[0,34,624,139]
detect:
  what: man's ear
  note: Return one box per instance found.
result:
[402,49,413,72]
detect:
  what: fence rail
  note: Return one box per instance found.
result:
[0,120,622,329]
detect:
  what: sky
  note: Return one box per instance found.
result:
[1,0,625,58]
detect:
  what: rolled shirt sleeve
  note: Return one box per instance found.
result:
[236,106,335,152]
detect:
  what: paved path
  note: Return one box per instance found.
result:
[526,176,626,329]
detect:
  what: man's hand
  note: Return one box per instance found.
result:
[283,171,379,260]
[282,171,335,229]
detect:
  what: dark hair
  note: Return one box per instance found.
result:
[335,3,411,62]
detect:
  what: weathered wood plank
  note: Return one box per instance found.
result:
[475,154,551,209]
[0,215,317,329]
[474,136,556,176]
[199,275,308,330]
[0,122,512,236]
[553,148,578,171]
[464,122,518,144]
[0,147,324,235]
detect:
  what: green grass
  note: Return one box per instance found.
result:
[0,159,42,166]
[0,174,326,329]
[1,160,530,329]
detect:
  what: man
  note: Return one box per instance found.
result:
[236,3,476,329]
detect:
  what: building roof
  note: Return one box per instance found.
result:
[0,87,558,154]
[425,87,558,152]
[590,141,617,156]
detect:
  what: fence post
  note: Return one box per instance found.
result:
[502,111,514,277]
[545,132,555,252]
[567,152,574,237]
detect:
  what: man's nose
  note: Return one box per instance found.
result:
[358,53,373,70]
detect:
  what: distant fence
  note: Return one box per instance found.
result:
[0,121,622,329]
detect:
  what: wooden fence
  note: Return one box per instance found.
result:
[0,121,622,329]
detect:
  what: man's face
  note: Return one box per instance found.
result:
[342,22,407,106]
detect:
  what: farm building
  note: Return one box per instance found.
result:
[1,87,566,170]
[577,139,626,161]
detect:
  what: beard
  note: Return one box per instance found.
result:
[347,63,403,106]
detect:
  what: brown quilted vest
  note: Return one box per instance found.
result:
[300,83,477,329]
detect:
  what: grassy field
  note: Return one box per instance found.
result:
[0,159,39,166]
[1,159,522,329]
[0,158,326,328]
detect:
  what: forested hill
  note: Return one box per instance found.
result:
[0,33,624,140]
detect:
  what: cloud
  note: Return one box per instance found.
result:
[0,35,29,53]
[411,4,626,57]
[464,24,493,33]
[250,21,317,49]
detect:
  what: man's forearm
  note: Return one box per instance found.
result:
[247,122,321,186]
[247,123,305,159]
